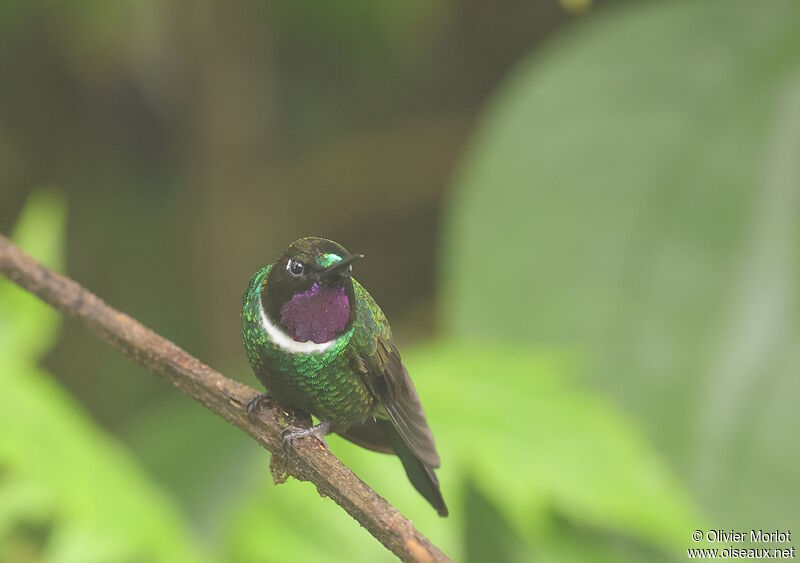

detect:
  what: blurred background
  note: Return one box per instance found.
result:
[1,0,798,561]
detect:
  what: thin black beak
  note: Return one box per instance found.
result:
[325,253,363,275]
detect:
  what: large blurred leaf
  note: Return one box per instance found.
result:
[412,343,696,559]
[122,395,257,537]
[442,0,800,529]
[0,190,65,360]
[0,192,200,563]
[221,459,394,563]
[222,343,697,562]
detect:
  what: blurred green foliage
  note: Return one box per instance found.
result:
[443,0,800,535]
[0,193,199,563]
[221,344,698,562]
[2,193,696,561]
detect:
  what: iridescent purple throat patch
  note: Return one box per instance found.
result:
[280,283,350,344]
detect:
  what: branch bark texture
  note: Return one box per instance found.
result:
[0,233,450,563]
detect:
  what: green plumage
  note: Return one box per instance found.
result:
[242,265,381,426]
[241,237,447,516]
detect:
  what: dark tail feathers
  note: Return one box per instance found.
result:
[381,422,448,517]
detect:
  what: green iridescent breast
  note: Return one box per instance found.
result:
[241,266,375,425]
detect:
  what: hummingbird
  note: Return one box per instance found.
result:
[242,237,447,516]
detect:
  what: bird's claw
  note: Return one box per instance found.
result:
[281,421,331,452]
[246,393,270,421]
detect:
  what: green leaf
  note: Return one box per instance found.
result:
[0,360,201,563]
[0,189,66,360]
[407,344,697,550]
[122,395,257,536]
[0,192,200,563]
[442,0,799,529]
[221,466,397,563]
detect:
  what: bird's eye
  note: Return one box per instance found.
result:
[288,259,305,276]
[347,264,353,274]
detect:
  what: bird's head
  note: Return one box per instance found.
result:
[261,237,363,344]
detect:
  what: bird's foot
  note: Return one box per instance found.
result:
[246,392,271,421]
[282,421,332,451]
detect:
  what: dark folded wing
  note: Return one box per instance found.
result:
[350,280,441,468]
[351,337,441,468]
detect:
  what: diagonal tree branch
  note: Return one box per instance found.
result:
[0,233,450,563]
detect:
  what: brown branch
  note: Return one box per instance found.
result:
[0,233,450,563]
